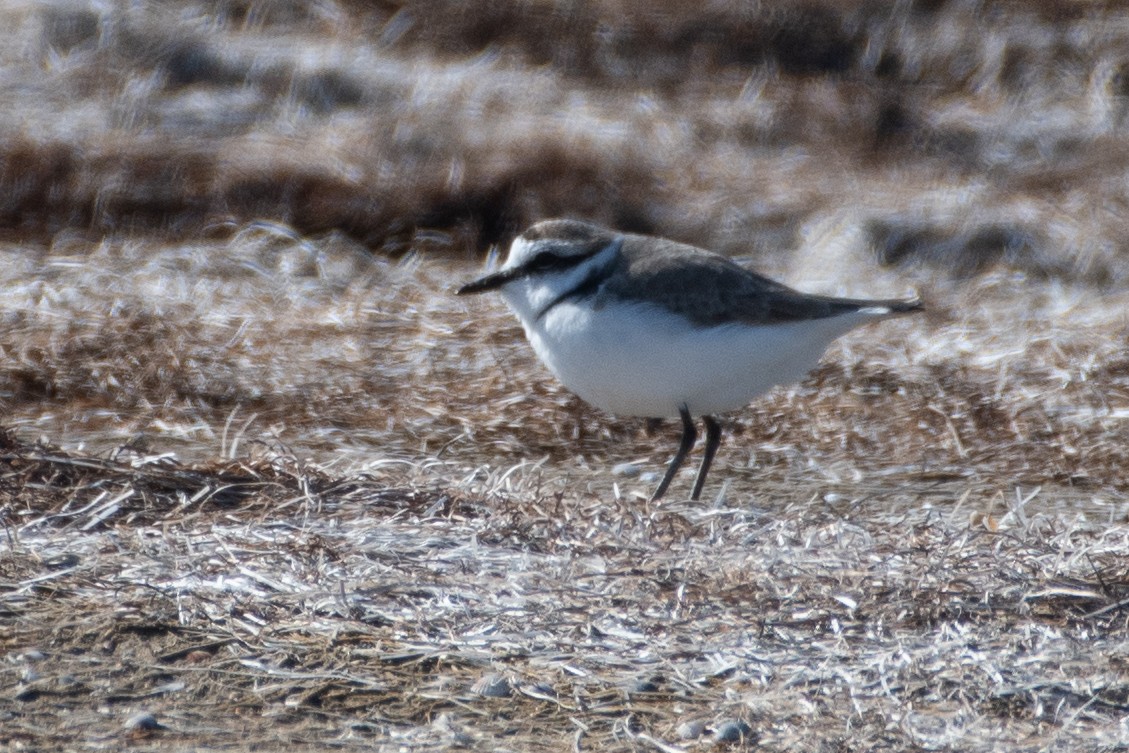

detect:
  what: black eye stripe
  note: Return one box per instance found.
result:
[525,249,583,273]
[520,237,619,276]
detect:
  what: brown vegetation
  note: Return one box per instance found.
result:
[3,0,1129,750]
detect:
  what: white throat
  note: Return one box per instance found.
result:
[497,237,622,324]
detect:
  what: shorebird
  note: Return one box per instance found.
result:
[457,219,921,500]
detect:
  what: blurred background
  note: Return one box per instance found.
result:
[1,0,1128,484]
[6,0,1129,272]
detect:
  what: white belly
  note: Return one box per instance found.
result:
[518,299,875,418]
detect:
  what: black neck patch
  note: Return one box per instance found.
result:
[534,240,621,321]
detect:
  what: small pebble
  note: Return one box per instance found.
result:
[676,720,705,740]
[20,650,47,662]
[713,719,754,743]
[14,684,40,702]
[628,677,661,694]
[432,712,474,746]
[611,462,641,478]
[124,712,163,731]
[471,673,511,698]
[521,682,557,700]
[43,553,80,569]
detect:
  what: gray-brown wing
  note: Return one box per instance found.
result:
[601,235,918,326]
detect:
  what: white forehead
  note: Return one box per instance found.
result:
[502,236,539,270]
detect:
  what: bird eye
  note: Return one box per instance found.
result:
[526,251,562,272]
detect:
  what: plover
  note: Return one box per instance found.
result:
[457,219,921,501]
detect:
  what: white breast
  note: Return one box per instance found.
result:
[513,297,878,418]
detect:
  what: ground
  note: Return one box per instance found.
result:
[2,1,1129,751]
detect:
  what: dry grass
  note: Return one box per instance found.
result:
[0,231,1126,492]
[3,0,1129,750]
[4,430,1129,751]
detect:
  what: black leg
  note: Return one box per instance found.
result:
[690,416,722,501]
[651,405,697,501]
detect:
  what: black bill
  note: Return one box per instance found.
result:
[456,267,520,295]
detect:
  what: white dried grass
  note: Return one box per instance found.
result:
[3,432,1129,751]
